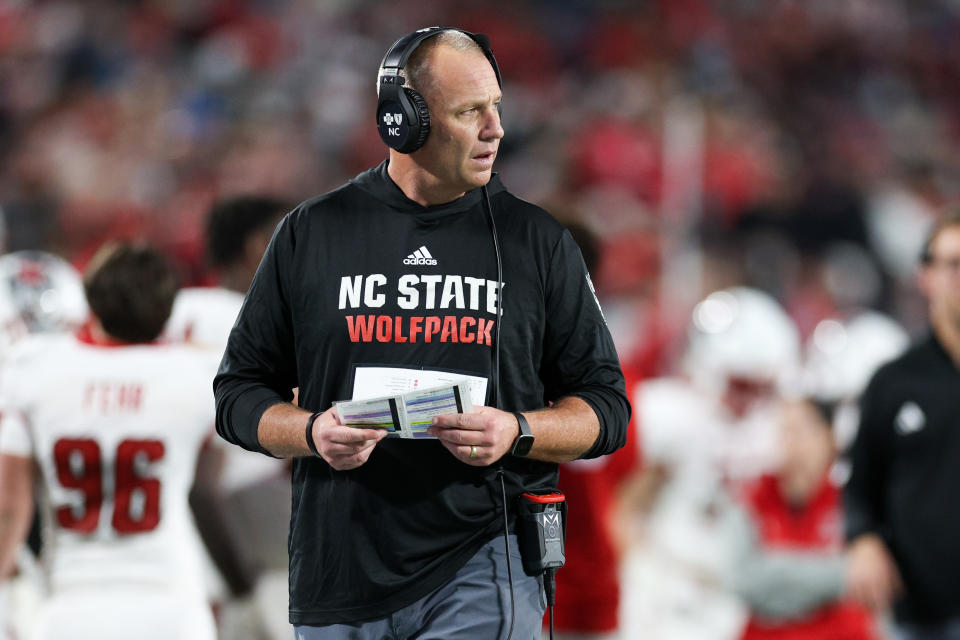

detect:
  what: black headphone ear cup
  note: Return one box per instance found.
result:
[404,88,431,152]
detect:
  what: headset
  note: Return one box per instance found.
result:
[376,26,502,153]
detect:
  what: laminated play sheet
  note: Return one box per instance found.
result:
[334,378,473,439]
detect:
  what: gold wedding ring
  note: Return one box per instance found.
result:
[470,445,478,459]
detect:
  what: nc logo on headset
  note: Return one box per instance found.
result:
[378,100,409,141]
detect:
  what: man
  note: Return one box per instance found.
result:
[166,195,292,640]
[214,27,630,640]
[619,287,801,640]
[845,211,960,638]
[802,311,909,483]
[165,195,289,347]
[549,222,640,640]
[0,250,88,640]
[0,243,222,639]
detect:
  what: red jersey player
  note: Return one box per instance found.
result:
[737,398,878,640]
[551,367,640,639]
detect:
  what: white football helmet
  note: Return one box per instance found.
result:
[684,287,801,394]
[803,311,909,404]
[0,251,88,354]
[803,311,909,458]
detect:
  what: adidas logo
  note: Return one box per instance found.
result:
[403,246,438,266]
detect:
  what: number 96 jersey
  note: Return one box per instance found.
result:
[0,328,220,598]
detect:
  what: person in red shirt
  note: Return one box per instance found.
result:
[550,369,641,639]
[547,223,642,639]
[736,398,877,640]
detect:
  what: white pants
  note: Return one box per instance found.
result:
[620,548,746,640]
[31,586,216,640]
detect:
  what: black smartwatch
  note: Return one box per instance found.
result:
[510,412,535,457]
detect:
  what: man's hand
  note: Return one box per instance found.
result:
[846,533,903,611]
[309,407,388,471]
[427,406,520,466]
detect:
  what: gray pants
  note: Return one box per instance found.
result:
[294,534,544,640]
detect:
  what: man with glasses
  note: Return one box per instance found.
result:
[845,211,960,639]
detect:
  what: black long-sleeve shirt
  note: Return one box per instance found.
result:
[213,162,630,625]
[845,331,960,624]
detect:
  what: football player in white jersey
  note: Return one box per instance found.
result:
[619,287,802,640]
[0,243,223,640]
[165,196,292,640]
[0,250,88,640]
[802,311,909,477]
[164,196,290,494]
[165,195,288,348]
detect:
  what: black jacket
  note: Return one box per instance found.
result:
[213,162,630,625]
[845,331,960,624]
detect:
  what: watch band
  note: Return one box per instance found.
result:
[513,411,531,437]
[511,411,534,456]
[305,411,324,458]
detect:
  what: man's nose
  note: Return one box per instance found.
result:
[481,106,504,141]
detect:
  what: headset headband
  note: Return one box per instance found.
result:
[378,26,501,87]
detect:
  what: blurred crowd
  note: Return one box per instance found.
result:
[2,0,959,639]
[2,0,958,340]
